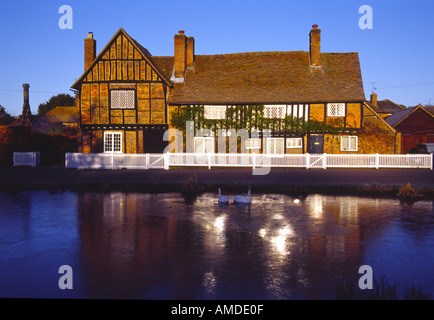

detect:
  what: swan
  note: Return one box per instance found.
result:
[232,186,251,204]
[218,188,229,204]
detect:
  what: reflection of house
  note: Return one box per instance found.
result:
[385,105,434,154]
[71,25,397,155]
[366,93,405,119]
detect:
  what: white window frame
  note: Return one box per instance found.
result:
[286,137,303,149]
[245,138,261,150]
[341,135,358,152]
[110,90,135,109]
[266,138,285,155]
[194,137,215,154]
[204,105,226,120]
[264,105,286,119]
[104,132,123,153]
[327,103,345,117]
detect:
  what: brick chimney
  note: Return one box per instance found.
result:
[186,36,195,70]
[173,30,187,81]
[370,93,378,107]
[84,32,96,71]
[22,83,31,117]
[309,24,321,67]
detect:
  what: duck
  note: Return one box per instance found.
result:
[232,186,251,204]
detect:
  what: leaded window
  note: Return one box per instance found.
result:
[264,105,286,119]
[266,138,285,154]
[286,138,303,148]
[327,103,345,117]
[111,90,135,109]
[204,105,226,119]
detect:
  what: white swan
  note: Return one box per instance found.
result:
[218,188,229,204]
[232,186,251,204]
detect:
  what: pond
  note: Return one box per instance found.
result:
[0,190,433,300]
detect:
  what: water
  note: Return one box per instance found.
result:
[0,190,433,300]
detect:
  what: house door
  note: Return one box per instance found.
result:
[143,127,168,153]
[307,134,324,154]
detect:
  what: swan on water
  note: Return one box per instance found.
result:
[232,186,251,204]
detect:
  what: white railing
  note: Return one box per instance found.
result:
[13,152,40,167]
[65,152,433,170]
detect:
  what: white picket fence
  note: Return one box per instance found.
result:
[65,152,433,170]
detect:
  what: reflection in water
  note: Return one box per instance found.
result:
[0,191,433,299]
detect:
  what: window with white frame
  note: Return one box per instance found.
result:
[327,103,345,117]
[264,105,286,119]
[104,132,122,153]
[245,138,261,150]
[194,137,215,153]
[266,138,285,154]
[204,105,226,119]
[286,137,303,149]
[111,90,135,109]
[341,135,358,152]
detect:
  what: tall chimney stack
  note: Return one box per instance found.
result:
[173,30,187,81]
[84,32,96,71]
[309,24,321,67]
[22,83,31,117]
[186,36,195,70]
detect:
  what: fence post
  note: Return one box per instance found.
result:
[323,153,327,170]
[306,153,310,169]
[164,153,169,170]
[376,153,379,170]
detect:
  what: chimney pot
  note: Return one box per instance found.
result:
[312,24,318,29]
[179,30,185,35]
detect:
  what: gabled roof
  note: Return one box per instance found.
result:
[162,51,365,105]
[385,105,434,128]
[12,114,61,134]
[71,28,172,90]
[367,99,405,114]
[363,102,396,132]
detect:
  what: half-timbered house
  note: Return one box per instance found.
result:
[72,25,397,155]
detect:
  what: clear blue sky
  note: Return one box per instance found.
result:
[1,0,433,116]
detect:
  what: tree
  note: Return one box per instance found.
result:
[37,93,75,116]
[0,105,14,125]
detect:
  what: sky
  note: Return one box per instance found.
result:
[0,0,433,116]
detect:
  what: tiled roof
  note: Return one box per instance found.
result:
[367,99,405,114]
[385,105,434,128]
[153,51,365,105]
[385,106,417,127]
